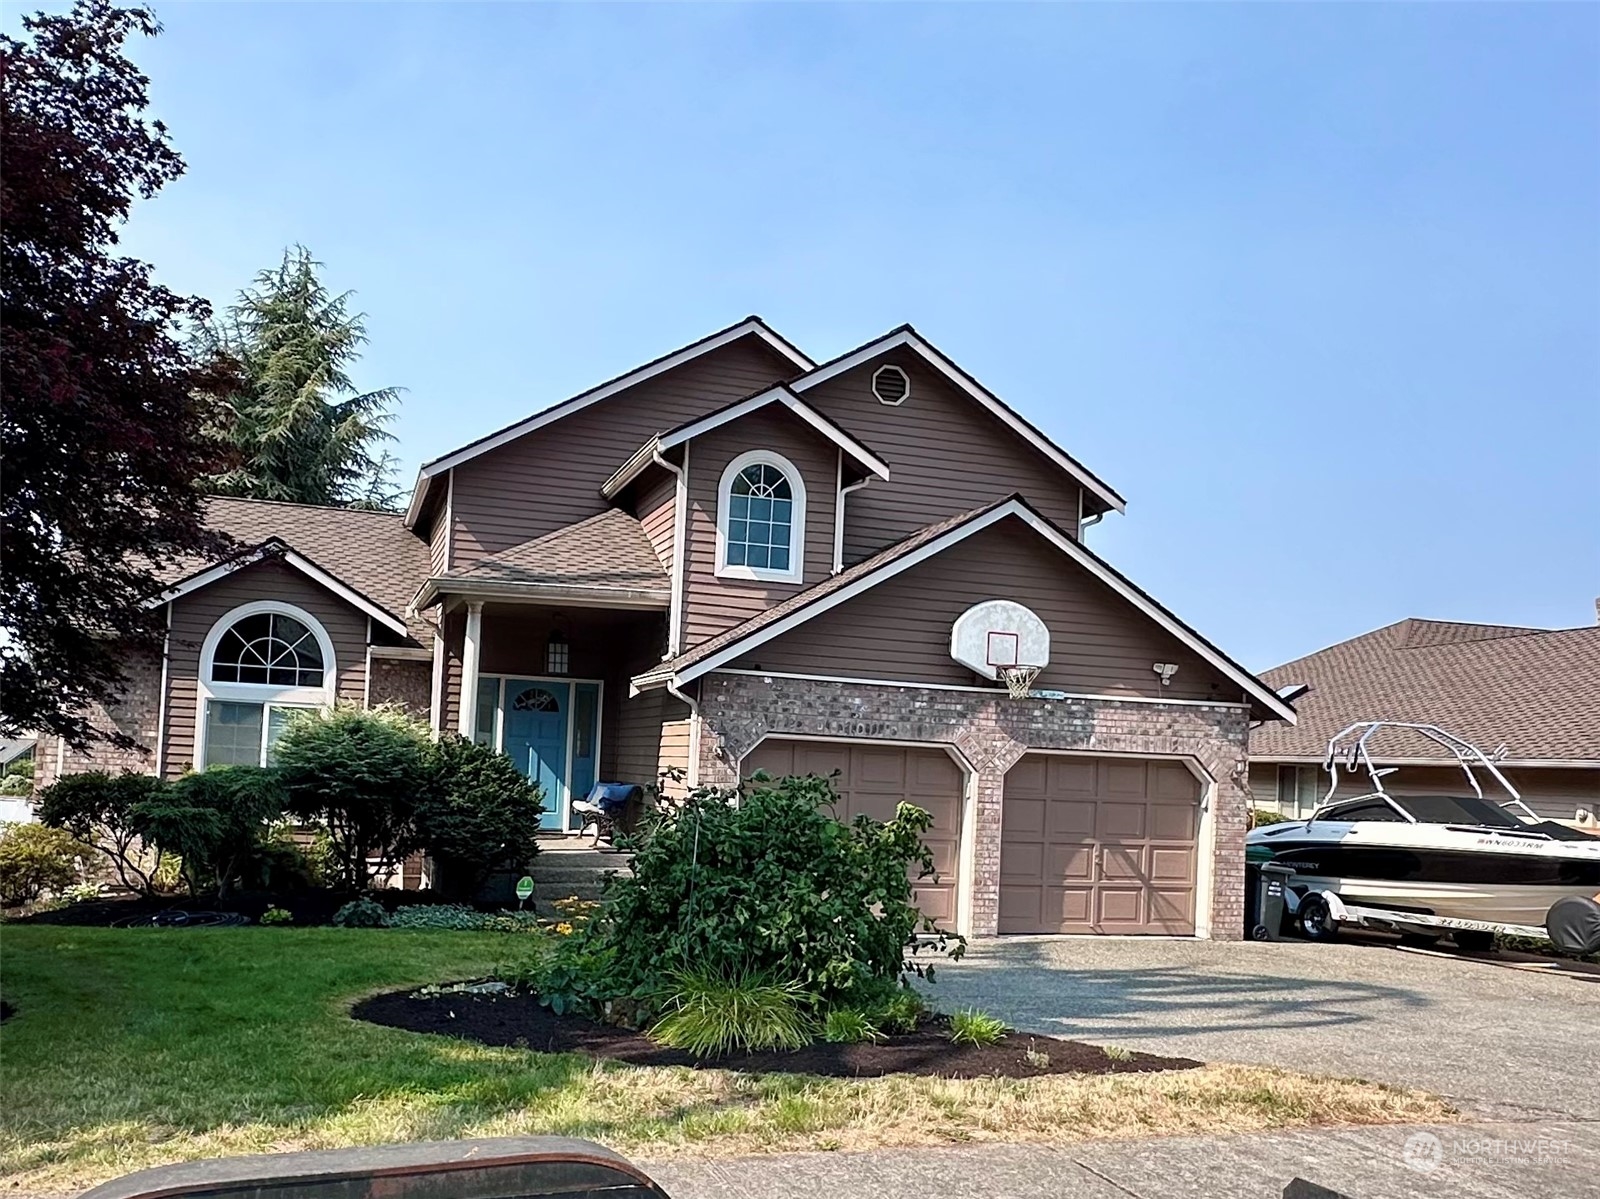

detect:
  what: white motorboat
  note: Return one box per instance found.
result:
[1248,722,1600,936]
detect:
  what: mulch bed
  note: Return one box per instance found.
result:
[353,988,1200,1080]
[8,889,457,928]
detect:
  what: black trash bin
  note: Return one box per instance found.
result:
[1247,861,1294,941]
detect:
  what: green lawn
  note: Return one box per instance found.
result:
[0,926,1455,1194]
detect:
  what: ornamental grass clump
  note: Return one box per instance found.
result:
[650,967,815,1057]
[948,1008,1007,1047]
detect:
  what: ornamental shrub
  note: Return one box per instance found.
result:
[600,772,964,1010]
[259,906,293,926]
[272,704,432,891]
[388,903,543,932]
[37,770,168,895]
[415,735,543,899]
[0,822,81,906]
[650,967,815,1057]
[332,897,390,928]
[133,766,286,896]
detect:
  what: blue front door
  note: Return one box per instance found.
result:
[503,680,569,830]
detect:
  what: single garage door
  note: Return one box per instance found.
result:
[1000,754,1200,935]
[742,740,965,927]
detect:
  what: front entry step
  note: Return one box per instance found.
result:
[527,842,631,917]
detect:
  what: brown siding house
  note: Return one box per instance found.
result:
[40,316,1293,939]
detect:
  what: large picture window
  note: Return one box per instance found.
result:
[716,449,806,584]
[197,601,337,769]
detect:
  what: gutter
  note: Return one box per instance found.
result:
[654,447,690,656]
[153,602,172,779]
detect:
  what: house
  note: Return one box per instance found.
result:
[36,317,1296,939]
[1249,614,1600,822]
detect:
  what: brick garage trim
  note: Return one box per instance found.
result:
[694,672,1251,940]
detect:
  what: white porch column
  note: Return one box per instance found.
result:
[458,601,484,738]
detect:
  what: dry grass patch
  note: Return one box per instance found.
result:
[0,927,1457,1194]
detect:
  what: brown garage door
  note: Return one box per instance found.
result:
[1000,754,1199,935]
[742,740,964,927]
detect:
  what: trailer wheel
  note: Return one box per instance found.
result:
[1296,895,1339,941]
[1454,930,1494,953]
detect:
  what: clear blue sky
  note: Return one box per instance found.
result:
[25,2,1600,671]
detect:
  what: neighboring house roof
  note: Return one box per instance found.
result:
[601,383,892,499]
[405,317,814,526]
[788,325,1127,516]
[156,498,433,641]
[634,495,1296,723]
[0,738,35,767]
[1250,618,1600,765]
[412,508,670,611]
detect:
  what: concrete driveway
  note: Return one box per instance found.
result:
[923,936,1600,1121]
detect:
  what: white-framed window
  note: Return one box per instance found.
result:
[196,600,337,769]
[715,449,806,584]
[1275,765,1320,819]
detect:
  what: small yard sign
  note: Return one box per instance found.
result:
[515,876,534,905]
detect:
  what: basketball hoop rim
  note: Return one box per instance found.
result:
[997,663,1043,698]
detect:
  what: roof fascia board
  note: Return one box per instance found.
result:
[149,543,411,638]
[600,438,665,499]
[407,319,814,526]
[669,500,1295,722]
[415,577,670,611]
[656,386,890,479]
[1253,755,1600,769]
[790,329,1126,514]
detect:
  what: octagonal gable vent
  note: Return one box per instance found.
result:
[872,364,910,406]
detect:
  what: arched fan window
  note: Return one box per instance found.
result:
[209,611,325,687]
[716,450,806,583]
[512,687,560,712]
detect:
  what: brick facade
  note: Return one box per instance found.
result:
[368,657,433,721]
[694,672,1251,940]
[33,646,165,794]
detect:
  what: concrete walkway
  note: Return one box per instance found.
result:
[643,1120,1600,1198]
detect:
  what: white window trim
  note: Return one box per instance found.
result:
[715,449,806,585]
[194,600,339,770]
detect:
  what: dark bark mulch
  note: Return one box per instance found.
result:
[8,889,456,927]
[353,988,1200,1080]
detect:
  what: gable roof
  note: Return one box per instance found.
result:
[600,383,891,499]
[789,325,1127,516]
[635,496,1295,722]
[412,508,670,611]
[405,317,814,526]
[153,498,431,640]
[150,536,411,638]
[1251,618,1600,765]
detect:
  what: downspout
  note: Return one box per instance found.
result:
[1078,490,1105,538]
[834,470,873,574]
[153,602,172,779]
[664,678,702,789]
[653,447,689,657]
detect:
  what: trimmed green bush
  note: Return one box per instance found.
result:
[37,770,167,895]
[273,704,431,891]
[387,904,543,933]
[0,822,81,906]
[133,766,286,896]
[649,967,815,1057]
[415,736,543,900]
[948,1008,1006,1047]
[332,897,390,928]
[601,772,964,1010]
[259,906,293,926]
[1251,807,1293,827]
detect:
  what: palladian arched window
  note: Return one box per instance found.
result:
[716,450,805,584]
[197,601,336,769]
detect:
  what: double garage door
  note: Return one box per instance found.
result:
[742,740,1202,937]
[1000,754,1201,935]
[741,740,964,926]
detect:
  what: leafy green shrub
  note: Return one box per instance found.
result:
[62,881,103,904]
[515,927,618,1017]
[0,823,81,905]
[388,904,544,932]
[0,758,34,796]
[273,704,432,891]
[1251,807,1293,828]
[259,906,293,926]
[133,766,286,896]
[650,967,815,1057]
[414,735,543,899]
[821,1007,884,1045]
[37,771,167,894]
[871,986,927,1034]
[601,772,964,1010]
[948,1008,1006,1047]
[1102,1044,1134,1062]
[332,897,390,928]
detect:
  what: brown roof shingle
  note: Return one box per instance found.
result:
[1250,618,1600,762]
[161,498,434,641]
[441,508,668,595]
